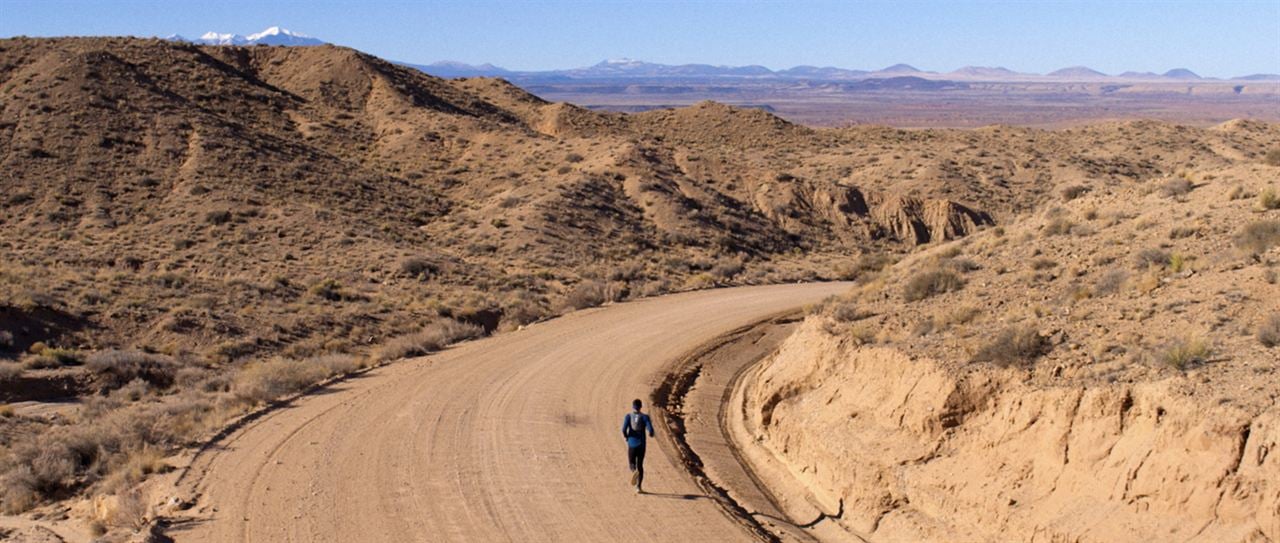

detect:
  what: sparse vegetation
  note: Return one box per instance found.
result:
[1264,149,1280,167]
[1060,185,1089,201]
[1159,177,1194,198]
[565,280,607,310]
[971,326,1050,367]
[903,269,964,301]
[1234,220,1280,254]
[1157,338,1211,370]
[1259,187,1279,211]
[372,320,482,362]
[1259,314,1280,348]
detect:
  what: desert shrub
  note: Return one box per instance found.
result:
[1168,226,1199,239]
[1042,217,1074,236]
[204,210,232,225]
[710,259,744,280]
[1157,338,1211,370]
[1094,268,1128,295]
[1234,220,1280,254]
[1133,248,1171,269]
[1030,258,1057,271]
[828,298,869,323]
[1259,314,1280,348]
[1265,149,1280,167]
[233,358,330,404]
[309,278,347,301]
[502,292,548,327]
[565,152,585,163]
[971,326,1050,367]
[1159,177,1193,198]
[23,347,83,369]
[308,354,363,376]
[86,350,176,389]
[1259,187,1280,211]
[0,363,21,381]
[399,257,437,279]
[834,253,894,281]
[903,269,964,302]
[1060,185,1089,201]
[565,280,607,310]
[373,320,482,362]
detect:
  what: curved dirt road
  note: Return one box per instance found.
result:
[171,283,847,542]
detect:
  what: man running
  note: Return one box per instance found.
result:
[622,398,655,493]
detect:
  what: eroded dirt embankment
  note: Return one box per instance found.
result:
[734,318,1279,542]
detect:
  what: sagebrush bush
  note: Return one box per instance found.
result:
[1060,185,1089,201]
[1133,248,1171,269]
[1235,220,1280,254]
[971,326,1050,367]
[1158,338,1211,370]
[565,280,607,310]
[399,257,437,279]
[834,253,894,281]
[233,358,330,404]
[373,320,482,362]
[86,350,177,389]
[1265,149,1280,167]
[1259,314,1280,348]
[1159,177,1193,198]
[1094,268,1128,295]
[1259,187,1280,211]
[903,269,964,301]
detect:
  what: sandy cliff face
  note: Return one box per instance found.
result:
[739,320,1279,542]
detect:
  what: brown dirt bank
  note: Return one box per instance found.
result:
[734,319,1278,542]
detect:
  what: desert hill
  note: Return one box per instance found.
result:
[0,36,1278,524]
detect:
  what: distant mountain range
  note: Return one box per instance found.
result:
[163,27,1279,82]
[167,26,324,47]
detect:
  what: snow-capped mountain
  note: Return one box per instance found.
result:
[173,27,324,46]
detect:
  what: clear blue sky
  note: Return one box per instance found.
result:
[2,0,1277,77]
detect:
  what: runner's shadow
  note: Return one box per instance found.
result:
[642,492,712,501]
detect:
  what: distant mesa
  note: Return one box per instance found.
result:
[1237,73,1280,81]
[170,26,325,46]
[1161,68,1201,80]
[951,66,1020,78]
[877,63,923,74]
[1046,66,1109,78]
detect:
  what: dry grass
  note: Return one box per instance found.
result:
[1234,220,1280,254]
[1259,187,1280,211]
[372,320,482,362]
[1159,177,1194,198]
[903,269,964,302]
[564,280,607,310]
[1259,314,1280,348]
[971,326,1050,368]
[86,350,177,390]
[1157,338,1211,370]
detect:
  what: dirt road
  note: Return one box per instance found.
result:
[170,283,848,542]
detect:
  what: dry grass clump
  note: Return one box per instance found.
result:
[1265,149,1280,167]
[833,253,894,281]
[1094,268,1128,295]
[372,320,482,362]
[971,326,1050,367]
[399,257,437,279]
[85,350,177,389]
[1060,185,1090,201]
[1259,314,1280,348]
[903,268,964,302]
[1042,217,1075,236]
[564,280,607,310]
[1157,338,1211,370]
[1159,177,1194,198]
[232,354,360,404]
[1259,187,1280,211]
[1133,248,1171,269]
[1234,220,1280,254]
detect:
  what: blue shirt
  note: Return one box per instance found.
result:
[622,411,654,448]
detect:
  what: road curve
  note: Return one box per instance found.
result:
[171,283,849,542]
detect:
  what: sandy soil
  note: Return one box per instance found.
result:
[164,283,848,542]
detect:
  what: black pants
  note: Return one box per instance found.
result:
[628,443,646,485]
